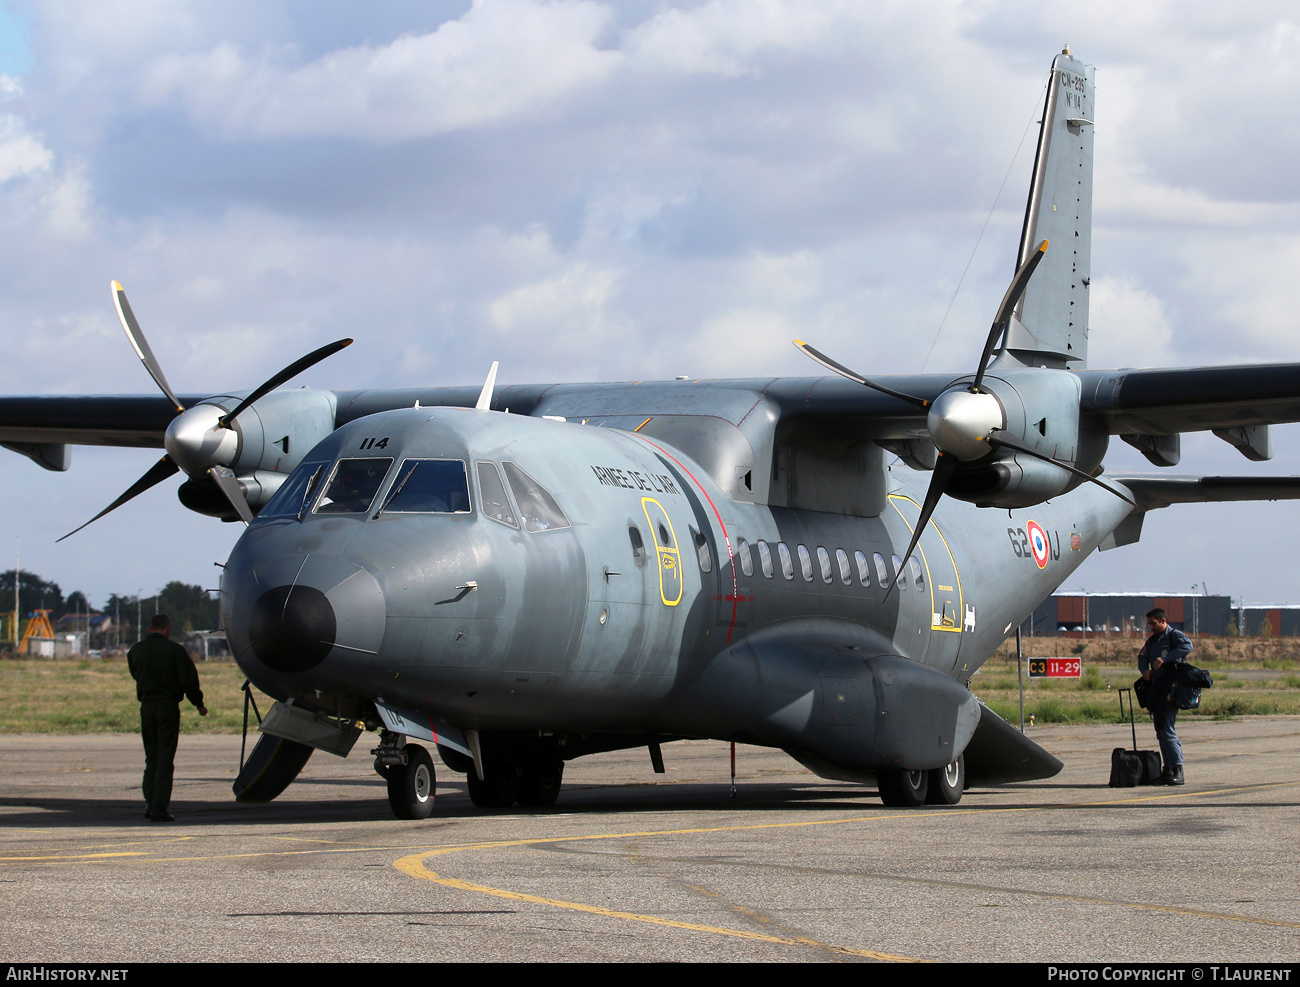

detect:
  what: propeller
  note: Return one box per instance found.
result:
[59,281,352,539]
[796,239,1133,576]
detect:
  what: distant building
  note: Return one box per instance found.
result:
[1019,593,1234,637]
[1237,606,1300,637]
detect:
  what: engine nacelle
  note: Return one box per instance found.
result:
[930,366,1108,509]
[168,388,339,517]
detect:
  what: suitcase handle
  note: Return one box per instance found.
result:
[1118,688,1138,751]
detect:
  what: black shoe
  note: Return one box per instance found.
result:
[144,802,152,819]
[1164,766,1185,786]
[151,810,175,822]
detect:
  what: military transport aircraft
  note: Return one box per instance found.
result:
[4,48,1300,817]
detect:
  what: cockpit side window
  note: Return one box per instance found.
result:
[502,462,570,533]
[380,459,472,515]
[629,525,648,566]
[258,459,330,519]
[315,458,393,515]
[476,461,518,528]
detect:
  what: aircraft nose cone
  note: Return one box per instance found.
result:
[249,585,337,673]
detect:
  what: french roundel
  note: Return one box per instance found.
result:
[1026,520,1049,569]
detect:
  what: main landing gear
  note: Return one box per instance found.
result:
[465,751,564,809]
[876,754,965,808]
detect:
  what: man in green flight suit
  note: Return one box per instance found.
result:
[127,614,207,822]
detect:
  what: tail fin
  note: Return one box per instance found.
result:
[1004,47,1095,370]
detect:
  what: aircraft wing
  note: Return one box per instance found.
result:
[1079,364,1300,434]
[0,395,202,449]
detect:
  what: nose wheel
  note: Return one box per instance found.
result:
[386,743,436,819]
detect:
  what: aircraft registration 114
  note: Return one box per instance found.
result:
[4,48,1300,817]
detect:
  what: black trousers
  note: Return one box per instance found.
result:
[140,700,181,813]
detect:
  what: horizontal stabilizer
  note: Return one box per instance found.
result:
[964,702,1063,784]
[1115,474,1300,511]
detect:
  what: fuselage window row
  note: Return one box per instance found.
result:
[718,538,910,593]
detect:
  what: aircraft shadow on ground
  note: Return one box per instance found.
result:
[8,780,1286,831]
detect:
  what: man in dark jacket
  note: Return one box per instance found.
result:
[1138,607,1192,785]
[127,614,207,821]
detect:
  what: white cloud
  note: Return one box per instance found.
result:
[624,0,865,77]
[0,114,50,181]
[1086,276,1174,369]
[139,0,619,140]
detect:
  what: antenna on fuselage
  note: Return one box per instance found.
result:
[475,361,500,411]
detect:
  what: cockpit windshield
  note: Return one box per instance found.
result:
[315,458,393,514]
[257,459,329,519]
[378,459,472,514]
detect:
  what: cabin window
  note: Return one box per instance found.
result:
[259,459,329,519]
[692,527,713,573]
[836,548,852,585]
[816,546,833,584]
[502,462,571,532]
[891,554,909,591]
[476,461,517,528]
[737,538,753,577]
[908,557,926,591]
[315,458,393,514]
[757,540,774,578]
[873,552,890,588]
[777,542,794,580]
[854,551,871,587]
[380,459,472,514]
[797,544,813,582]
[629,525,648,566]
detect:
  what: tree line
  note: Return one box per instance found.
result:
[0,569,221,638]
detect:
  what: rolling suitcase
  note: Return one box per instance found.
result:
[1110,688,1162,786]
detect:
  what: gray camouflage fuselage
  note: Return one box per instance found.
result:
[222,401,1129,780]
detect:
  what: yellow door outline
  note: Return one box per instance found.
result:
[642,497,683,607]
[889,494,964,633]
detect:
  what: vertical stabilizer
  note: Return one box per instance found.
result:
[1003,48,1094,370]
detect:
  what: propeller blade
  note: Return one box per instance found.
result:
[113,281,184,414]
[209,466,254,524]
[218,338,353,429]
[57,454,180,542]
[971,239,1049,392]
[896,452,959,578]
[985,430,1136,507]
[792,340,930,410]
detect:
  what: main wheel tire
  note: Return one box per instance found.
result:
[925,755,965,805]
[466,758,522,808]
[387,744,435,820]
[516,758,564,807]
[878,768,929,807]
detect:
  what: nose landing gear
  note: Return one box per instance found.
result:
[374,732,436,819]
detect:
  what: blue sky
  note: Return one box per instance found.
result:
[0,4,28,74]
[0,0,1298,610]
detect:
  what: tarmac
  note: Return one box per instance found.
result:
[3,715,1300,964]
